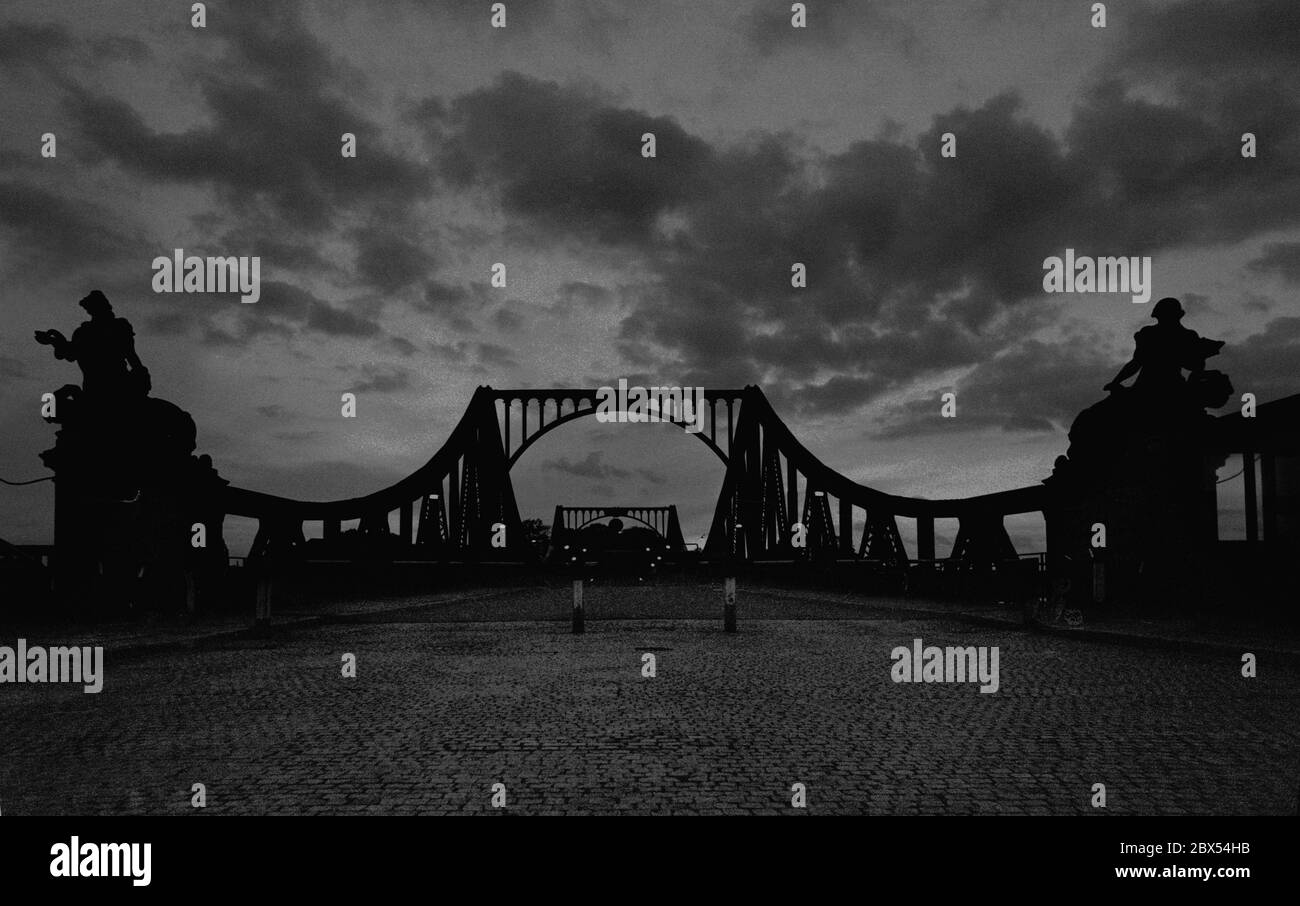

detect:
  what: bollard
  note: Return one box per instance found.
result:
[253,562,272,630]
[724,576,736,633]
[572,579,585,634]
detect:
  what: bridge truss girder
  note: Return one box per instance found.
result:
[227,385,1046,569]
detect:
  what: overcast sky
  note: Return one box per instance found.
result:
[1,0,1298,555]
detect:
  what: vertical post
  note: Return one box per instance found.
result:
[399,501,413,546]
[449,459,461,551]
[839,497,853,557]
[572,579,585,634]
[1091,558,1105,604]
[1262,453,1277,541]
[1243,452,1258,542]
[786,457,798,541]
[917,515,935,562]
[254,561,272,629]
[724,576,737,632]
[503,398,511,458]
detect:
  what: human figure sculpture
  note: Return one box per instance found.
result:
[32,291,226,615]
[35,290,151,401]
[1048,298,1233,609]
[1103,297,1226,408]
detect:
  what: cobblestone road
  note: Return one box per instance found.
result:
[2,586,1297,815]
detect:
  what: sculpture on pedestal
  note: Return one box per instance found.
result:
[1045,298,1232,608]
[35,291,227,615]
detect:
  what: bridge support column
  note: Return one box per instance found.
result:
[786,457,798,538]
[1243,452,1257,542]
[399,502,413,546]
[1262,452,1277,541]
[917,515,935,561]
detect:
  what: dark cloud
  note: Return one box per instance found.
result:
[475,342,518,368]
[1247,242,1300,283]
[414,280,481,331]
[424,75,1081,414]
[258,281,378,337]
[419,280,472,308]
[193,281,381,346]
[383,0,631,55]
[61,5,432,243]
[491,306,525,332]
[1119,0,1300,80]
[0,22,147,75]
[873,337,1119,438]
[0,181,142,274]
[0,22,73,70]
[421,71,715,245]
[1218,317,1300,405]
[351,364,411,394]
[220,233,334,274]
[0,3,437,370]
[352,226,437,293]
[392,0,561,35]
[559,281,612,308]
[744,0,918,57]
[418,44,1300,424]
[305,300,382,338]
[542,450,630,480]
[389,336,418,356]
[429,340,472,362]
[1242,293,1274,314]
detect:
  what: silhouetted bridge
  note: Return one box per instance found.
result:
[222,386,1046,572]
[551,505,687,551]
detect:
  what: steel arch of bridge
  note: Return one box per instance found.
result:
[497,388,740,467]
[223,385,1046,567]
[551,505,687,551]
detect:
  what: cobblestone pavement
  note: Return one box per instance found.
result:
[2,585,1297,815]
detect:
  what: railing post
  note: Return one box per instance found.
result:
[253,558,272,630]
[724,576,736,632]
[572,579,585,634]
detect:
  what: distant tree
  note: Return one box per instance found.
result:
[520,518,551,554]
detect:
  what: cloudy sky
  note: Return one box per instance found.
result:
[1,0,1298,555]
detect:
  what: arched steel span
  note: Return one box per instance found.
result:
[496,389,738,468]
[572,512,660,533]
[221,385,1046,564]
[550,505,687,551]
[700,387,1043,566]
